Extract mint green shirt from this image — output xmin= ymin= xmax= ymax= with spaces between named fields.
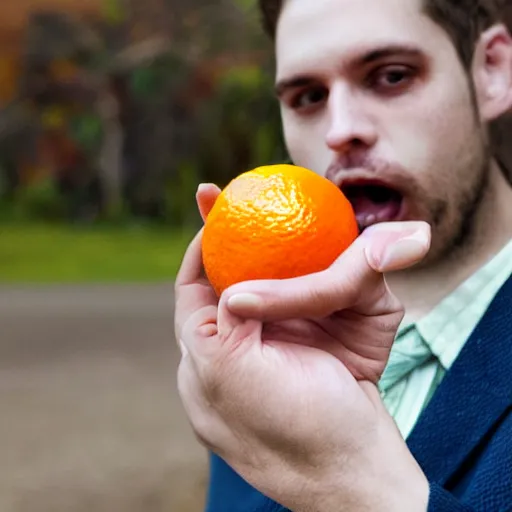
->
xmin=379 ymin=239 xmax=512 ymax=439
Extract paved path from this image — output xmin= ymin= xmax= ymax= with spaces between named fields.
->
xmin=0 ymin=284 xmax=207 ymax=512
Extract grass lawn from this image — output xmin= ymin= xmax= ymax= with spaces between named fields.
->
xmin=0 ymin=222 xmax=196 ymax=283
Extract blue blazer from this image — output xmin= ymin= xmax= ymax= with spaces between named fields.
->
xmin=204 ymin=274 xmax=512 ymax=512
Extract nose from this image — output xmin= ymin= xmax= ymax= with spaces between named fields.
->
xmin=325 ymin=83 xmax=378 ymax=153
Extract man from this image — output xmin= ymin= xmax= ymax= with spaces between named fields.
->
xmin=175 ymin=0 xmax=512 ymax=510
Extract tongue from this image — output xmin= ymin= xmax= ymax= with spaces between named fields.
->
xmin=348 ymin=193 xmax=402 ymax=226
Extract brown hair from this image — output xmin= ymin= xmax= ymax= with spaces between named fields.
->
xmin=258 ymin=0 xmax=503 ymax=69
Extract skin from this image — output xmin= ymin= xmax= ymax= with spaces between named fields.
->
xmin=274 ymin=0 xmax=512 ymax=319
xmin=276 ymin=0 xmax=486 ymax=261
xmin=175 ymin=0 xmax=512 ymax=510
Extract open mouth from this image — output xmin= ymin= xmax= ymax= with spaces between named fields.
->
xmin=341 ymin=181 xmax=404 ymax=230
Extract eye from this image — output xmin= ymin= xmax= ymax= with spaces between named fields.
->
xmin=289 ymin=87 xmax=328 ymax=112
xmin=368 ymin=65 xmax=416 ymax=94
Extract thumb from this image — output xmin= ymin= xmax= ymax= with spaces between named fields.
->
xmin=361 ymin=221 xmax=432 ymax=273
xmin=222 ymin=221 xmax=431 ymax=321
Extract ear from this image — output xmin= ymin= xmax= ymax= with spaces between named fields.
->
xmin=472 ymin=24 xmax=512 ymax=122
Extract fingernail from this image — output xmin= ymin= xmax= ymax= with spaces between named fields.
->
xmin=227 ymin=293 xmax=263 ymax=311
xmin=379 ymin=229 xmax=430 ymax=270
xmin=197 ymin=183 xmax=209 ymax=194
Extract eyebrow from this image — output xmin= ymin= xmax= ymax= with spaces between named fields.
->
xmin=358 ymin=44 xmax=422 ymax=65
xmin=275 ymin=76 xmax=317 ymax=98
xmin=275 ymin=44 xmax=423 ymax=98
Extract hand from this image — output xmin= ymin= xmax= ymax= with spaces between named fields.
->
xmin=175 ymin=183 xmax=430 ymax=512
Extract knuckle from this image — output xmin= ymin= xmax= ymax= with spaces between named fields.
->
xmin=200 ymin=361 xmax=225 ymax=405
xmin=199 ymin=353 xmax=243 ymax=413
xmin=191 ymin=417 xmax=217 ymax=450
xmin=179 ymin=349 xmax=224 ymax=408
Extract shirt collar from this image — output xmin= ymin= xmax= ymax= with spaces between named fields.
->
xmin=400 ymin=239 xmax=512 ymax=370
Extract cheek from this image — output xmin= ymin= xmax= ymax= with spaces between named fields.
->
xmin=282 ymin=113 xmax=331 ymax=176
xmin=389 ymin=81 xmax=479 ymax=191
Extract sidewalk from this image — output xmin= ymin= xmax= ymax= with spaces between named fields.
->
xmin=0 ymin=284 xmax=207 ymax=512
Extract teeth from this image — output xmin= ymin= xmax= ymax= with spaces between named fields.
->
xmin=357 ymin=214 xmax=377 ymax=228
xmin=376 ymin=211 xmax=389 ymax=222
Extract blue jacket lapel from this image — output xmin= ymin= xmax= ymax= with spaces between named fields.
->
xmin=406 ymin=274 xmax=512 ymax=485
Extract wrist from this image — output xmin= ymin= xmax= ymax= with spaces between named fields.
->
xmin=370 ymin=420 xmax=429 ymax=512
xmin=303 ymin=425 xmax=429 ymax=512
xmin=304 ymin=472 xmax=428 ymax=512
xmin=375 ymin=463 xmax=429 ymax=512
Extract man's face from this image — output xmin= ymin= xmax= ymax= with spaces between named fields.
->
xmin=275 ymin=0 xmax=489 ymax=262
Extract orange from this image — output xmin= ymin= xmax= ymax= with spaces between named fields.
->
xmin=202 ymin=164 xmax=359 ymax=296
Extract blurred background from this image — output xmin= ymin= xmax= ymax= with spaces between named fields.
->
xmin=0 ymin=0 xmax=288 ymax=268
xmin=0 ymin=1 xmax=511 ymax=512
xmin=0 ymin=1 xmax=287 ymax=511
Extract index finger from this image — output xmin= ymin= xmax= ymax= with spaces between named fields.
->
xmin=175 ymin=228 xmax=205 ymax=288
xmin=223 ymin=221 xmax=430 ymax=321
xmin=174 ymin=228 xmax=218 ymax=340
xmin=176 ymin=181 xmax=221 ymax=288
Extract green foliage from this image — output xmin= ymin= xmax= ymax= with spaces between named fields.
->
xmin=195 ymin=63 xmax=288 ymax=189
xmin=233 ymin=0 xmax=257 ymax=12
xmin=70 ymin=113 xmax=104 ymax=155
xmin=0 ymin=0 xmax=295 ymax=284
xmin=129 ymin=53 xmax=191 ymax=103
xmin=102 ymin=0 xmax=127 ymax=25
xmin=3 ymin=179 xmax=67 ymax=222
xmin=164 ymin=161 xmax=202 ymax=229
xmin=1 ymin=11 xmax=288 ymax=227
